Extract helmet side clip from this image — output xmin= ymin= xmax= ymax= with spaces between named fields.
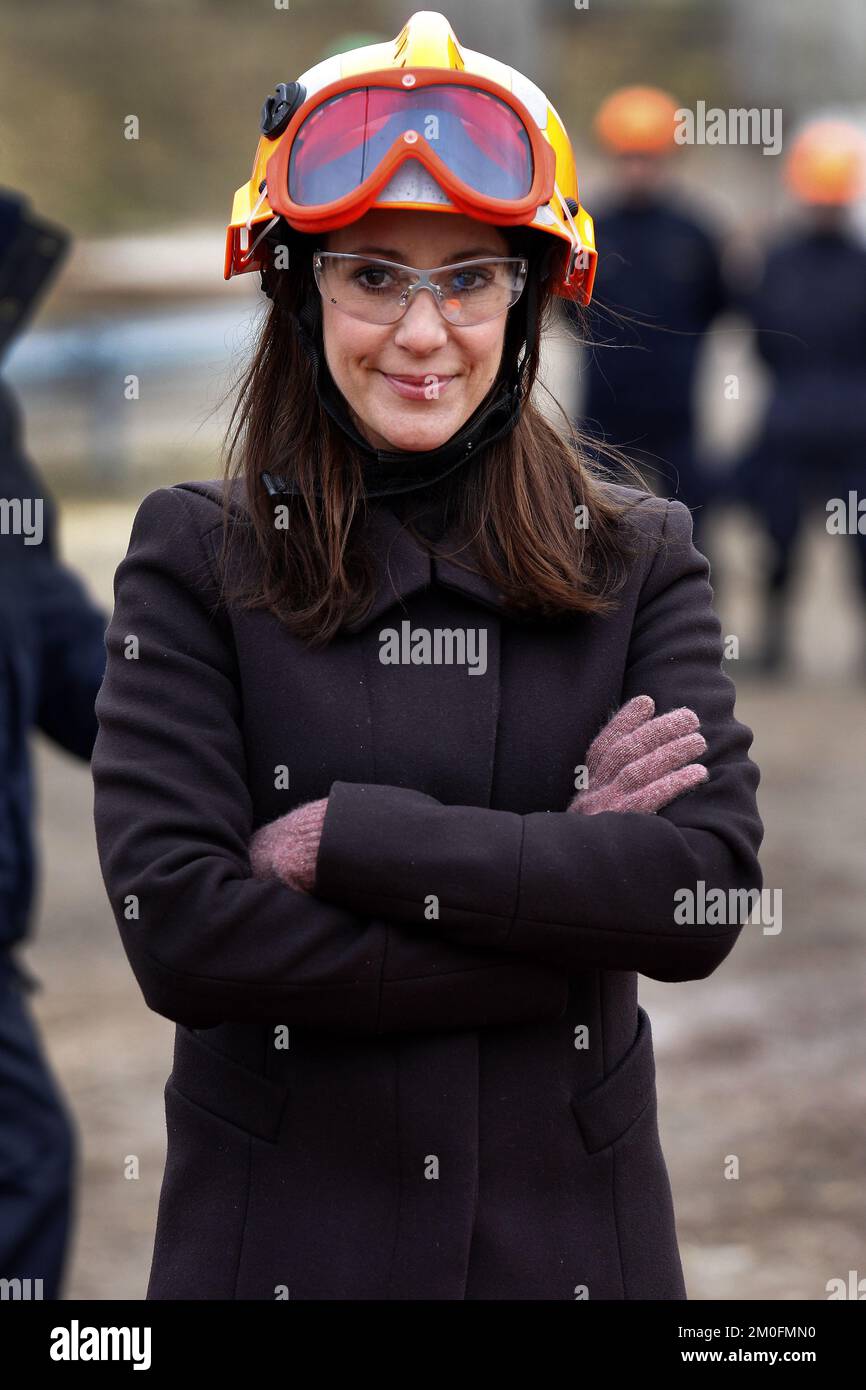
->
xmin=260 ymin=82 xmax=307 ymax=139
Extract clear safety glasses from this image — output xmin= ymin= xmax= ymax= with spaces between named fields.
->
xmin=312 ymin=251 xmax=528 ymax=326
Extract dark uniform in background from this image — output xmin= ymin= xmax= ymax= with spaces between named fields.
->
xmin=731 ymin=221 xmax=866 ymax=669
xmin=568 ymin=194 xmax=728 ymax=554
xmin=0 ymin=190 xmax=108 ymax=1297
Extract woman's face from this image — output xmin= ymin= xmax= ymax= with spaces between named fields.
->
xmin=320 ymin=209 xmax=511 ymax=453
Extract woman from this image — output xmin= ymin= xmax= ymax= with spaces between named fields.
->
xmin=91 ymin=13 xmax=763 ymax=1301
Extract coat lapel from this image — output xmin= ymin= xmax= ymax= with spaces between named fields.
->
xmin=345 ymin=501 xmax=504 ymax=809
xmin=214 ymin=477 xmax=508 ymax=633
xmin=342 ymin=502 xmax=508 ymax=634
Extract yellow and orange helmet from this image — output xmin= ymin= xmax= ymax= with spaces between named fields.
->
xmin=225 ymin=9 xmax=597 ymax=305
xmin=594 ymin=85 xmax=680 ymax=156
xmin=784 ymin=118 xmax=866 ymax=206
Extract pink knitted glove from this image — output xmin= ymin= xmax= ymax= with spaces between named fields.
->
xmin=569 ymin=694 xmax=708 ymax=816
xmin=248 ymin=797 xmax=329 ymax=894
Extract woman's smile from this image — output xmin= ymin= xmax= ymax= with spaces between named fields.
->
xmin=379 ymin=371 xmax=457 ymax=400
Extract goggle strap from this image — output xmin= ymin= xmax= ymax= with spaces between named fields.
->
xmin=555 ymin=183 xmax=581 ymax=242
xmin=551 ymin=181 xmax=585 ymax=281
xmin=241 ymin=214 xmax=280 ymax=265
xmin=239 ymin=185 xmax=271 ymax=252
xmin=246 ymin=184 xmax=270 ymax=227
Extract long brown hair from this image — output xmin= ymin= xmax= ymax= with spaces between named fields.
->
xmin=214 ymin=222 xmax=652 ymax=647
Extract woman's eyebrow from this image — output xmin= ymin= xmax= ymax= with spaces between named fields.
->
xmin=349 ymin=244 xmax=505 ymax=261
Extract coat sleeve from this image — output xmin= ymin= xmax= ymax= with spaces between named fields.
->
xmin=91 ymin=486 xmax=568 ymax=1033
xmin=0 ymin=382 xmax=107 ymax=761
xmin=314 ymin=499 xmax=765 ymax=983
xmin=33 ymin=558 xmax=108 ymax=761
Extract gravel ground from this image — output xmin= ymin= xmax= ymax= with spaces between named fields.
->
xmin=17 ymin=499 xmax=866 ymax=1302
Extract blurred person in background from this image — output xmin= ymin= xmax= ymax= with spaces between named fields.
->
xmin=567 ymin=85 xmax=730 ymax=555
xmin=728 ymin=119 xmax=866 ymax=674
xmin=0 ymin=189 xmax=108 ymax=1298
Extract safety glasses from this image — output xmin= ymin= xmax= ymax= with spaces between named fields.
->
xmin=313 ymin=251 xmax=528 ymax=326
xmin=265 ymin=68 xmax=557 ymax=231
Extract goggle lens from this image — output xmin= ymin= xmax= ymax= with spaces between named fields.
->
xmin=289 ymin=85 xmax=534 ymax=206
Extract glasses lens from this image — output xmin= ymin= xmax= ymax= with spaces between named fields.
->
xmin=289 ymin=85 xmax=533 ymax=206
xmin=314 ymin=254 xmax=416 ymax=324
xmin=433 ymin=259 xmax=528 ymax=325
xmin=314 ymin=255 xmax=527 ymax=326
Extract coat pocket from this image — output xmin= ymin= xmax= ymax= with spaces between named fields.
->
xmin=570 ymin=1005 xmax=656 ymax=1155
xmin=168 ymin=1025 xmax=291 ymax=1145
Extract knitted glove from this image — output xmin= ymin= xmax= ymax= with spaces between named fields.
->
xmin=248 ymin=797 xmax=329 ymax=894
xmin=568 ymin=694 xmax=709 ymax=815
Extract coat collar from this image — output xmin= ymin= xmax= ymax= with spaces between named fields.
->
xmin=193 ymin=477 xmax=510 ymax=636
xmin=341 ymin=503 xmax=509 ymax=635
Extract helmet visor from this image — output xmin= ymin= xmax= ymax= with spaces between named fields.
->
xmin=287 ymin=84 xmax=534 ymax=208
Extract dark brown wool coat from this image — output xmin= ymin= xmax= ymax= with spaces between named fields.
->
xmin=91 ymin=475 xmax=763 ymax=1300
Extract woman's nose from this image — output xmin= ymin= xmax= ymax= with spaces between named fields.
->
xmin=392 ymin=288 xmax=450 ymax=354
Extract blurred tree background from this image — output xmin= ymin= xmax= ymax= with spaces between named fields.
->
xmin=3 ymin=0 xmax=864 ymax=239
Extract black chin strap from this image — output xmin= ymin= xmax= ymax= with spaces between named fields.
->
xmin=261 ymin=276 xmax=537 ymax=502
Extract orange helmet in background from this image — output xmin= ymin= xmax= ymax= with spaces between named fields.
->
xmin=784 ymin=119 xmax=866 ymax=206
xmin=594 ymin=85 xmax=680 ymax=156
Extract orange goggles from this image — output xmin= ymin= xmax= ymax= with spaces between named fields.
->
xmin=264 ymin=68 xmax=557 ymax=232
